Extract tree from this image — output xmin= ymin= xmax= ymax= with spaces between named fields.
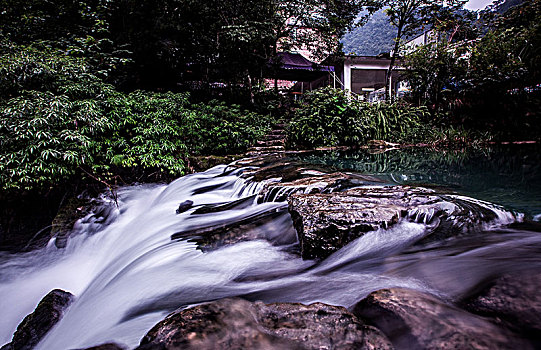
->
xmin=401 ymin=7 xmax=477 ymax=110
xmin=0 ymin=0 xmax=131 ymax=85
xmin=403 ymin=41 xmax=467 ymax=110
xmin=368 ymin=0 xmax=467 ymax=101
xmin=107 ymin=0 xmax=378 ymax=94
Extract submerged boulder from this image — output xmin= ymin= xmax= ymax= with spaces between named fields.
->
xmin=175 ymin=200 xmax=194 ymax=214
xmin=462 ymin=270 xmax=541 ymax=339
xmin=137 ymin=298 xmax=392 ymax=350
xmin=172 ymin=205 xmax=296 ymax=252
xmin=52 ymin=194 xmax=118 ymax=249
xmin=353 ymin=288 xmax=531 ymax=350
xmin=1 ymin=289 xmax=74 ymax=350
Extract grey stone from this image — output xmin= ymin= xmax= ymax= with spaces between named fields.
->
xmin=353 ymin=288 xmax=531 ymax=350
xmin=462 ymin=270 xmax=541 ymax=338
xmin=137 ymin=298 xmax=393 ymax=350
xmin=288 ymin=186 xmax=503 ymax=260
xmin=175 ymin=200 xmax=193 ymax=214
xmin=2 ymin=289 xmax=74 ymax=350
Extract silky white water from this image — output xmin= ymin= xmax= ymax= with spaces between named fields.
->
xmin=1 ymin=164 xmax=540 ymax=349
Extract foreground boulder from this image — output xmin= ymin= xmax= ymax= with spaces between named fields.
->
xmin=288 ymin=186 xmax=505 ymax=259
xmin=137 ymin=298 xmax=392 ymax=350
xmin=462 ymin=270 xmax=541 ymax=340
xmin=353 ymin=288 xmax=530 ymax=350
xmin=1 ymin=289 xmax=73 ymax=350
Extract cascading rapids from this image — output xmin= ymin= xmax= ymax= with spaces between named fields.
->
xmin=1 ymin=164 xmax=540 ymax=350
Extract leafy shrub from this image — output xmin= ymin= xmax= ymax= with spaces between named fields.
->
xmin=0 ymin=92 xmax=105 ymax=190
xmin=95 ymin=90 xmax=191 ymax=175
xmin=287 ymin=87 xmax=430 ymax=149
xmin=287 ymin=88 xmax=369 ymax=148
xmin=0 ymin=44 xmax=272 ymax=192
xmin=185 ymin=100 xmax=272 ymax=155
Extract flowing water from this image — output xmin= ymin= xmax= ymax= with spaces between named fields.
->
xmin=1 ymin=149 xmax=541 ymax=349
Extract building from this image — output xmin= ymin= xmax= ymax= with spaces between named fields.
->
xmin=326 ymin=55 xmax=405 ymax=101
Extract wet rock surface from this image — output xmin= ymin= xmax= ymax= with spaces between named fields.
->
xmin=289 ymin=186 xmax=438 ymax=259
xmin=257 ymin=172 xmax=383 ymax=203
xmin=1 ymin=289 xmax=73 ymax=350
xmin=172 ymin=205 xmax=297 ymax=251
xmin=208 ymin=154 xmax=510 ymax=261
xmin=175 ymin=200 xmax=194 ymax=214
xmin=137 ymin=298 xmax=393 ymax=350
xmin=462 ymin=270 xmax=541 ymax=341
xmin=353 ymin=288 xmax=531 ymax=350
xmin=51 ymin=195 xmax=114 ymax=249
xmin=289 ymin=186 xmax=504 ymax=260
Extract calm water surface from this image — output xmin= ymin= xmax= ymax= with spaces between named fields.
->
xmin=296 ymin=145 xmax=541 ymax=220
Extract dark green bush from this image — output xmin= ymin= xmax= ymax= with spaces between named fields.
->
xmin=0 ymin=44 xmax=272 ymax=192
xmin=185 ymin=100 xmax=272 ymax=155
xmin=287 ymin=87 xmax=430 ymax=149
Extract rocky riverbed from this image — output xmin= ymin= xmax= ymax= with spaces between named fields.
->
xmin=3 ymin=152 xmax=541 ymax=349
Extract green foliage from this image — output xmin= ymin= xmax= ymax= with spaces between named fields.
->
xmin=0 ymin=92 xmax=100 ymax=190
xmin=400 ymin=0 xmax=541 ymax=138
xmin=428 ymin=125 xmax=493 ymax=147
xmin=97 ymin=0 xmax=378 ymax=89
xmin=0 ymin=41 xmax=103 ymax=99
xmin=287 ymin=87 xmax=430 ymax=148
xmin=0 ymin=0 xmax=131 ymax=84
xmin=403 ymin=42 xmax=468 ymax=110
xmin=287 ymin=88 xmax=368 ymax=148
xmin=186 ymin=101 xmax=273 ymax=155
xmin=364 ymin=101 xmax=430 ymax=142
xmin=95 ymin=90 xmax=191 ymax=175
xmin=0 ymin=43 xmax=272 ymax=192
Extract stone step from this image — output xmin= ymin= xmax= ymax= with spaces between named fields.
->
xmin=264 ymin=134 xmax=285 ymax=141
xmin=246 ymin=150 xmax=284 ymax=157
xmin=247 ymin=145 xmax=285 ymax=152
xmin=256 ymin=139 xmax=285 ymax=147
xmin=270 ymin=129 xmax=285 ymax=135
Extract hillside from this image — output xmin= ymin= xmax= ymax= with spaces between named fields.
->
xmin=340 ymin=0 xmax=526 ymax=57
xmin=340 ymin=10 xmax=396 ymax=56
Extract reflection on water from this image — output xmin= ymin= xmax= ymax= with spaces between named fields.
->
xmin=296 ymin=145 xmax=541 ymax=219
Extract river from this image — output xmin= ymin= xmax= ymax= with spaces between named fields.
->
xmin=1 ymin=146 xmax=540 ymax=349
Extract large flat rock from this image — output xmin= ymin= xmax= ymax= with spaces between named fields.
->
xmin=353 ymin=288 xmax=531 ymax=350
xmin=288 ymin=186 xmax=439 ymax=259
xmin=137 ymin=298 xmax=393 ymax=350
xmin=288 ymin=186 xmax=505 ymax=260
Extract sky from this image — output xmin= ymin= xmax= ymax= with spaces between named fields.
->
xmin=465 ymin=0 xmax=495 ymax=10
